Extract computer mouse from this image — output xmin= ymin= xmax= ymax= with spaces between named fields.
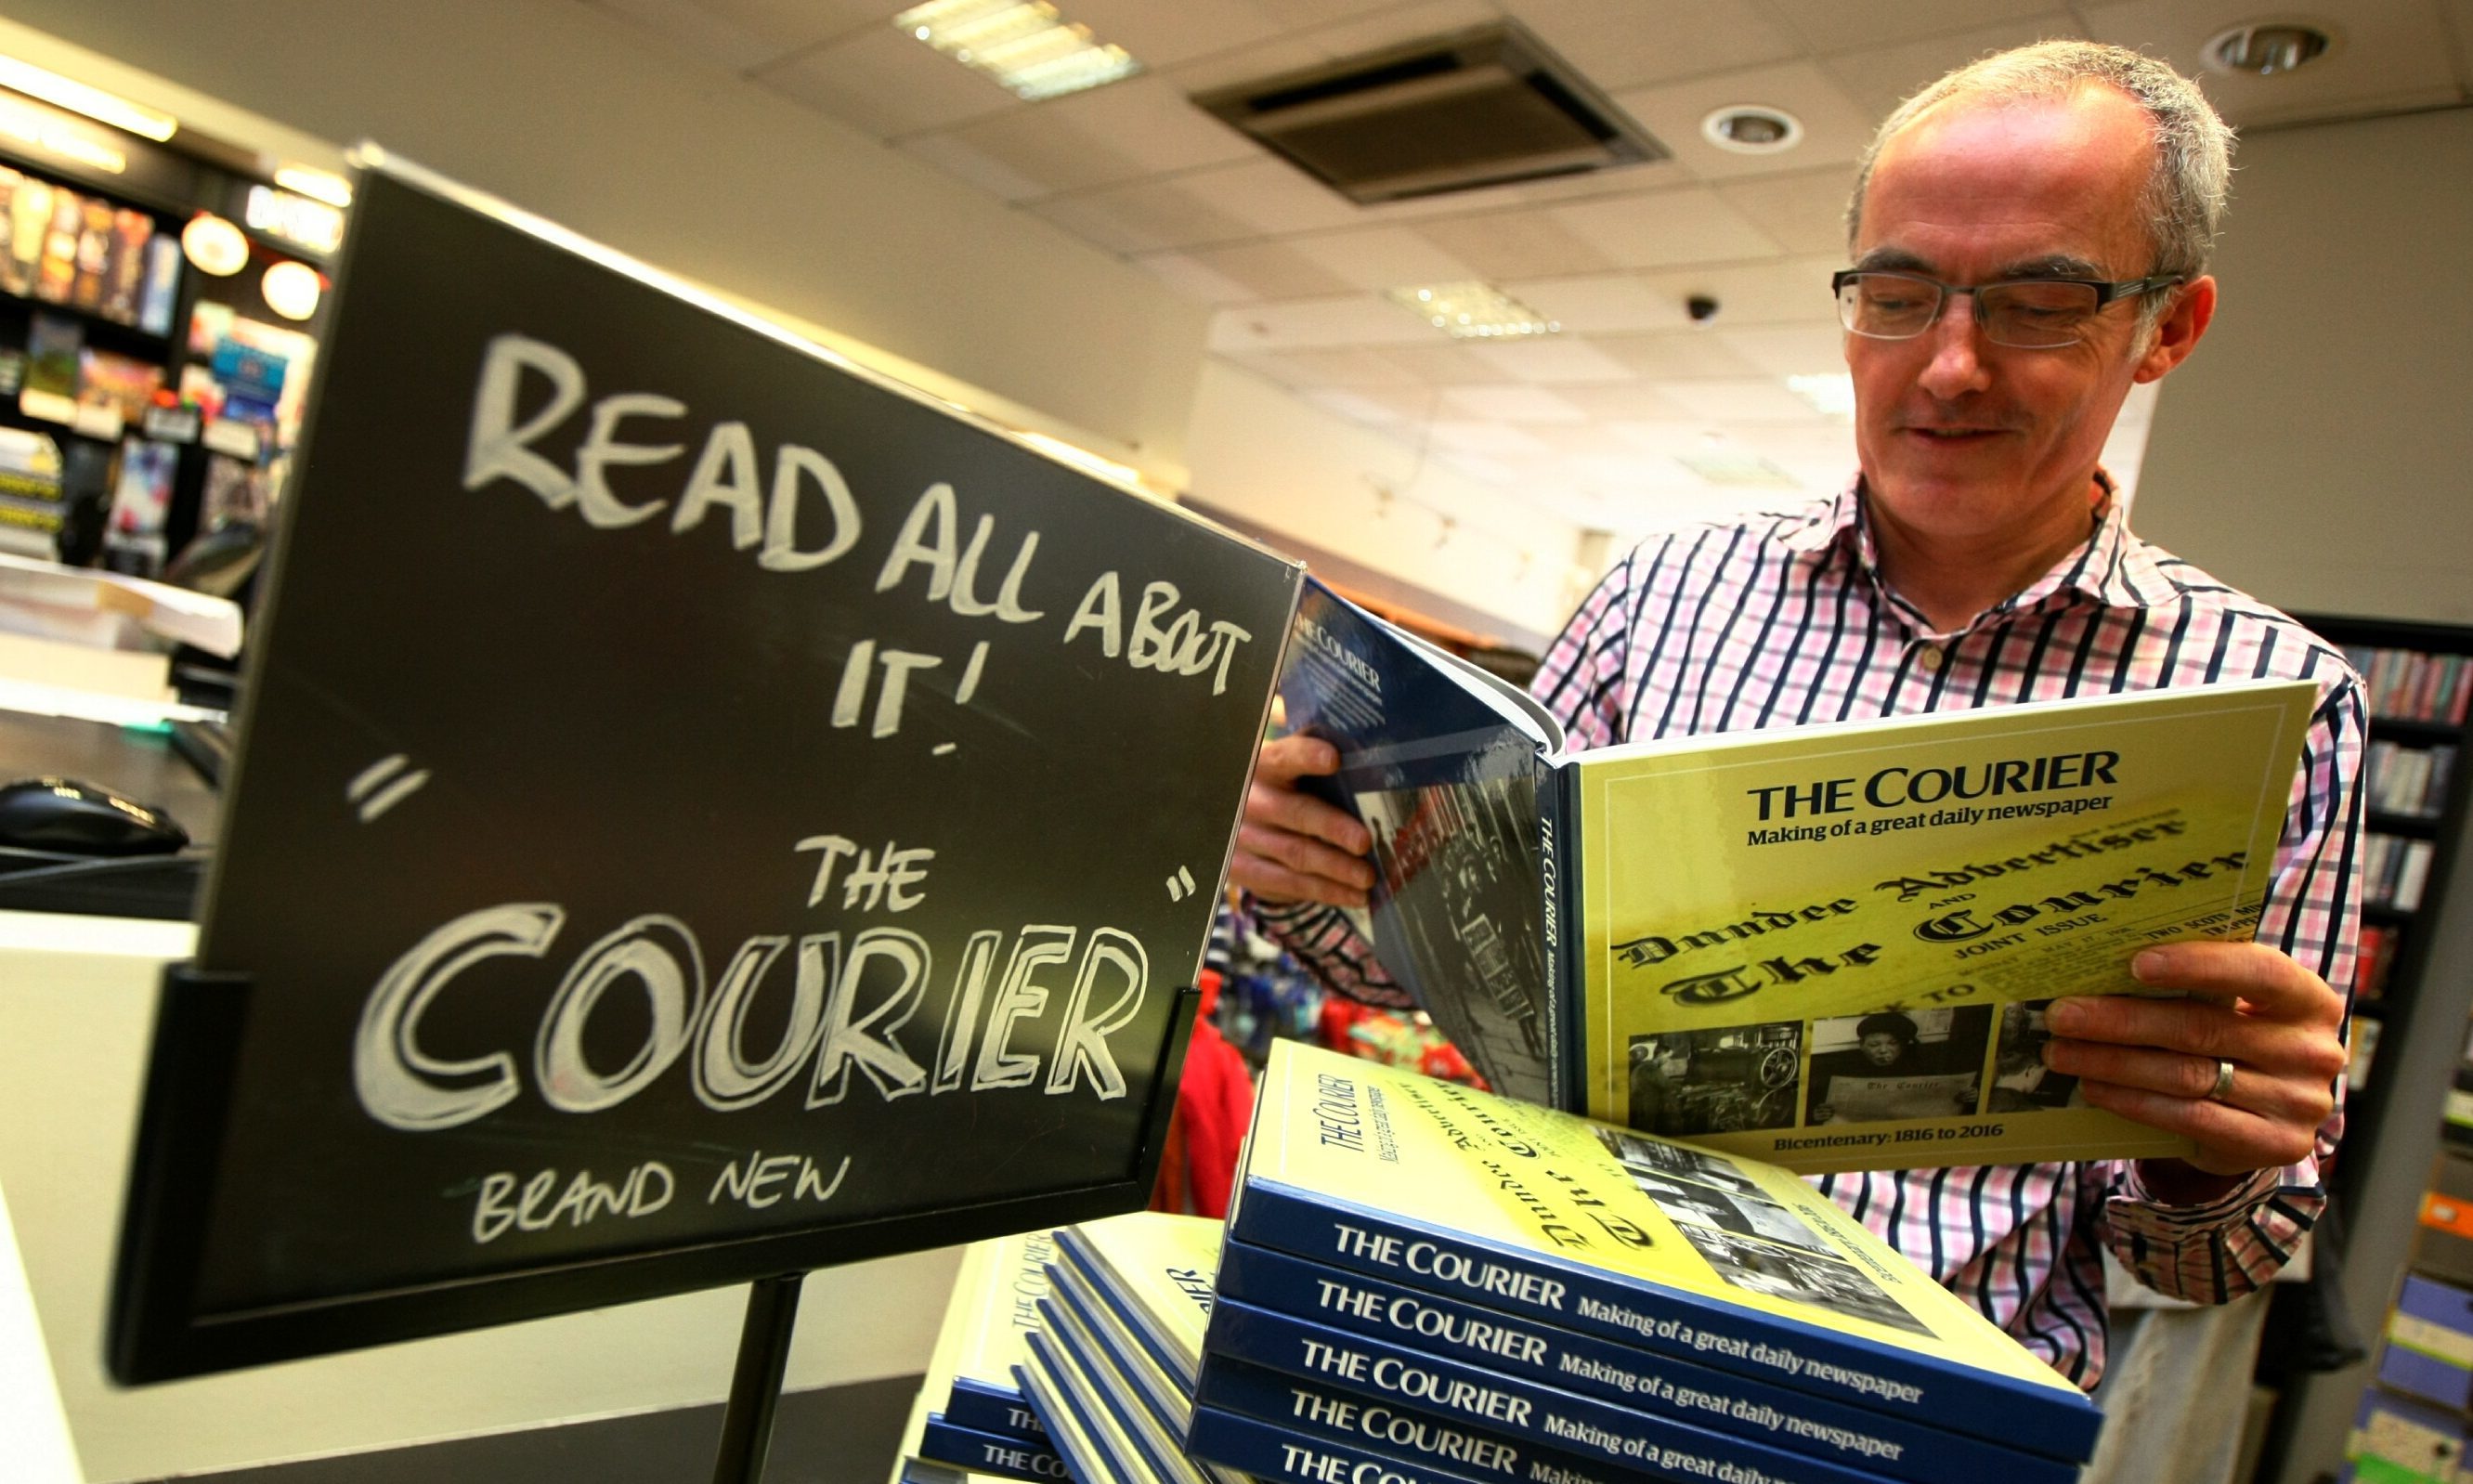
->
xmin=0 ymin=777 xmax=190 ymax=857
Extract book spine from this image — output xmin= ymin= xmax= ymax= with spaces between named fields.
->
xmin=1212 ymin=1239 xmax=2067 ymax=1484
xmin=1542 ymin=757 xmax=1585 ymax=1112
xmin=1188 ymin=1404 xmax=1506 ymax=1484
xmin=1197 ymin=1352 xmax=1646 ymax=1484
xmin=1231 ymin=1182 xmax=2100 ymax=1462
xmin=1204 ymin=1298 xmax=1898 ymax=1484
xmin=944 ymin=1376 xmax=1046 ymax=1444
xmin=917 ymin=1416 xmax=1070 ymax=1481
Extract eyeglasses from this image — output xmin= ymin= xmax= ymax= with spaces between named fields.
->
xmin=1831 ymin=268 xmax=2184 ymax=349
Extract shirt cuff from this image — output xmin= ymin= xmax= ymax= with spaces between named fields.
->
xmin=2107 ymin=1161 xmax=2282 ymax=1235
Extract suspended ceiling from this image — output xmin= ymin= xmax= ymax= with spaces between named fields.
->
xmin=580 ymin=0 xmax=2473 ymax=538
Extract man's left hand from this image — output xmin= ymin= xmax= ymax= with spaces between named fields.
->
xmin=2041 ymin=942 xmax=2349 ymax=1190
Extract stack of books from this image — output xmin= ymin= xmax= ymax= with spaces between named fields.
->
xmin=897 ymin=1228 xmax=1071 ymax=1483
xmin=1174 ymin=1039 xmax=2103 ymax=1484
xmin=1020 ymin=1209 xmax=1236 ymax=1483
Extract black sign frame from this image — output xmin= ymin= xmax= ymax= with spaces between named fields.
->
xmin=108 ymin=149 xmax=1295 ymax=1384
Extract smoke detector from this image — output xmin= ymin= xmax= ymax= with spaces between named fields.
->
xmin=1192 ymin=21 xmax=1664 ymax=205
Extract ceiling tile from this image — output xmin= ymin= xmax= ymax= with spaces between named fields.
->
xmin=1026 ymin=178 xmax=1256 ymax=254
xmin=1713 ymin=323 xmax=1848 ymax=377
xmin=1303 ymin=0 xmax=1503 ymax=61
xmin=1306 ymin=388 xmax=1412 ymax=428
xmin=1209 ymin=297 xmax=1440 ymax=352
xmin=1428 ymin=421 xmax=1559 ymax=457
xmin=1553 ymin=384 xmax=1699 ymax=421
xmin=1592 ymin=332 xmax=1765 ymax=381
xmin=1375 ymin=342 xmax=1523 ymax=384
xmin=1178 ymin=159 xmax=1362 ymax=237
xmin=1414 ymin=212 xmax=1618 ymax=280
xmin=1715 ymin=170 xmax=1859 ymax=257
xmin=1183 ymin=241 xmax=1364 ymax=300
xmin=1036 ymin=75 xmax=1260 ymax=176
xmin=1136 ymin=252 xmax=1263 ymax=305
xmin=1467 ymin=337 xmax=1639 ymax=384
xmin=1161 ymin=34 xmax=1333 ymax=95
xmin=1502 ymin=274 xmax=1688 ymax=334
xmin=1288 ymin=227 xmax=1477 ymax=292
xmin=592 ymin=0 xmax=890 ymax=71
xmin=1061 ymin=0 xmax=1286 ymax=69
xmin=1610 ymin=61 xmax=1880 ymax=180
xmin=1247 ymin=347 xmax=1434 ymax=389
xmin=757 ymin=24 xmax=1018 ymax=138
xmin=1764 ymin=0 xmax=2061 ymax=56
xmin=1548 ymin=188 xmax=1784 ymax=268
xmin=1441 ymin=385 xmax=1590 ymax=423
xmin=1654 ymin=378 xmax=1826 ymax=422
xmin=2079 ymin=0 xmax=2464 ymax=129
xmin=1501 ymin=0 xmax=1806 ymax=89
xmin=1819 ymin=13 xmax=2085 ymax=120
xmin=898 ymin=132 xmax=1068 ymax=203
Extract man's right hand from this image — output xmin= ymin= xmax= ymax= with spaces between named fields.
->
xmin=1230 ymin=735 xmax=1376 ymax=908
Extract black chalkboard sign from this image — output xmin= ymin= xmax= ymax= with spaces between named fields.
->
xmin=108 ymin=153 xmax=1300 ymax=1383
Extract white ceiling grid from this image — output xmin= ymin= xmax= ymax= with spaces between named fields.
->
xmin=585 ymin=0 xmax=2473 ymax=538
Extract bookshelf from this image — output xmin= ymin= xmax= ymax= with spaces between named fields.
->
xmin=2275 ymin=617 xmax=2473 ymax=1484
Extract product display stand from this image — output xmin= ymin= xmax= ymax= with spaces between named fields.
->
xmin=710 ymin=1272 xmax=805 ymax=1484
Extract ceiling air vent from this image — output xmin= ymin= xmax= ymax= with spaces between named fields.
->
xmin=1193 ymin=22 xmax=1664 ymax=205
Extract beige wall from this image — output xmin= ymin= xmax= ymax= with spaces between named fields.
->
xmin=2132 ymin=108 xmax=2473 ymax=622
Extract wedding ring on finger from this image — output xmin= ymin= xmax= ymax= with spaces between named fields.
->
xmin=2206 ymin=1058 xmax=2237 ymax=1102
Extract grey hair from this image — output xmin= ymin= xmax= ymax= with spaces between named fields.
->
xmin=1844 ymin=41 xmax=2235 ymax=298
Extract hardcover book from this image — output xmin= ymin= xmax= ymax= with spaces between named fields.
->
xmin=934 ymin=1229 xmax=1061 ymax=1446
xmin=1018 ymin=1341 xmax=1166 ymax=1484
xmin=1056 ymin=1210 xmax=1223 ymax=1389
xmin=1281 ymin=578 xmax=2316 ymax=1170
xmin=1228 ymin=1039 xmax=2102 ymax=1463
xmin=1211 ymin=1238 xmax=2057 ymax=1484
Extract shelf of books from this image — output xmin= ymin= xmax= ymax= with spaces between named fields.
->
xmin=2295 ymin=619 xmax=2473 ymax=1165
xmin=2298 ymin=618 xmax=2473 ymax=1484
xmin=0 ymin=131 xmax=333 ymax=578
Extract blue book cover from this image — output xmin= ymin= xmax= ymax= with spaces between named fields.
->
xmin=1229 ymin=1041 xmax=2101 ymax=1462
xmin=1197 ymin=1349 xmax=1674 ymax=1484
xmin=917 ymin=1414 xmax=1068 ymax=1482
xmin=1205 ymin=1296 xmax=1903 ymax=1484
xmin=1215 ymin=1237 xmax=2064 ymax=1484
xmin=1189 ymin=1402 xmax=1548 ymax=1484
xmin=1049 ymin=1261 xmax=1207 ymax=1451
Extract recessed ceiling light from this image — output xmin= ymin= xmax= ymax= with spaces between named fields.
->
xmin=0 ymin=54 xmax=176 ymax=141
xmin=1700 ymin=105 xmax=1802 ymax=154
xmin=1386 ymin=280 xmax=1560 ymax=340
xmin=893 ymin=0 xmax=1140 ymax=101
xmin=2203 ymin=22 xmax=2335 ymax=76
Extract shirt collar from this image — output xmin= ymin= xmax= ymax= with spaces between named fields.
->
xmin=1784 ymin=470 xmax=2170 ymax=616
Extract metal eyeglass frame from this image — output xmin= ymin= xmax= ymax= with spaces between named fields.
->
xmin=1830 ymin=268 xmax=2186 ymax=348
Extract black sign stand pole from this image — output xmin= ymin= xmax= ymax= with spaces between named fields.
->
xmin=709 ymin=1271 xmax=805 ymax=1484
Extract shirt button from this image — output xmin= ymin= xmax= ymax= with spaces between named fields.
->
xmin=1916 ymin=644 xmax=1944 ymax=672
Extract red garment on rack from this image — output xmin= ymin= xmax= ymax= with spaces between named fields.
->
xmin=1150 ymin=971 xmax=1254 ymax=1218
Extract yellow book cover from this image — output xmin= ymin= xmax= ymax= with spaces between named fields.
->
xmin=1230 ymin=1040 xmax=2099 ymax=1459
xmin=1570 ymin=678 xmax=2314 ymax=1170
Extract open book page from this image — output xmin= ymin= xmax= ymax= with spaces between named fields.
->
xmin=1276 ymin=579 xmax=1557 ymax=1103
xmin=1569 ymin=679 xmax=2315 ymax=1172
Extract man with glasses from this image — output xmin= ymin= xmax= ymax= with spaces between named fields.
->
xmin=1234 ymin=40 xmax=2360 ymax=1392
